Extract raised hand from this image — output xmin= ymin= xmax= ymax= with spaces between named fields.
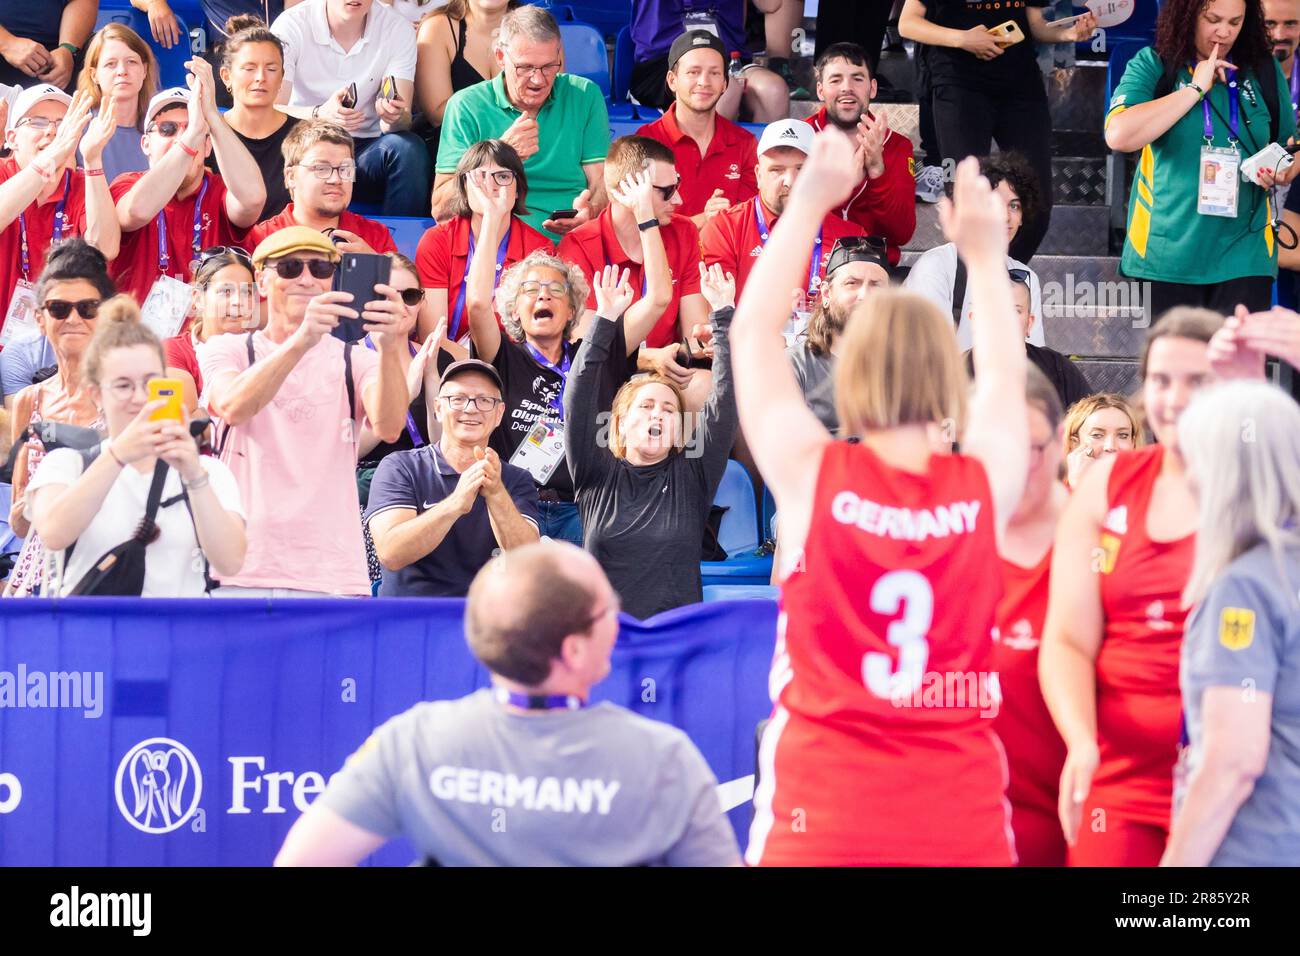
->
xmin=856 ymin=111 xmax=888 ymax=179
xmin=788 ymin=128 xmax=859 ymax=217
xmin=107 ymin=400 xmax=170 ymax=465
xmin=1192 ymin=42 xmax=1237 ymax=93
xmin=542 ymin=188 xmax=593 ymax=236
xmin=295 ymin=290 xmax=355 ymax=349
xmin=698 ymin=262 xmax=736 ymax=312
xmin=1238 ymin=306 xmax=1300 ymax=368
xmin=375 ymin=90 xmax=407 ymax=126
xmin=406 ymin=319 xmax=442 ymax=401
xmin=938 ymin=156 xmax=1009 ymax=268
xmin=180 ymin=76 xmax=210 ymax=152
xmin=186 ymin=58 xmax=221 ymax=124
xmin=157 ymin=419 xmax=203 ymax=482
xmin=35 ymin=91 xmax=95 ymax=172
xmin=328 ymin=228 xmax=376 ymax=254
xmin=362 ymin=283 xmax=416 ymax=349
xmin=500 ymin=111 xmax=540 ymax=160
xmin=592 ymin=264 xmax=635 ymax=319
xmin=467 ymin=168 xmax=513 ymax=220
xmin=609 ymin=167 xmax=656 ymax=221
xmin=448 ymin=455 xmax=490 ymax=514
xmin=1066 ymin=11 xmax=1098 ymax=43
xmin=476 ymin=445 xmax=505 ymax=500
xmin=79 ymin=104 xmax=118 ymax=167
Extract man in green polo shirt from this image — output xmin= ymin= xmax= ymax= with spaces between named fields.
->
xmin=433 ymin=5 xmax=609 ymax=240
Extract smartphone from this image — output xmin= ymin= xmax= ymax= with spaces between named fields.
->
xmin=340 ymin=82 xmax=358 ymax=110
xmin=147 ymin=378 xmax=185 ymax=422
xmin=379 ymin=75 xmax=398 ymax=101
xmin=550 ymin=208 xmax=578 ymax=221
xmin=331 ymin=252 xmax=392 ymax=343
xmin=987 ymin=20 xmax=1026 ymax=44
xmin=1045 ymin=12 xmax=1087 ymax=28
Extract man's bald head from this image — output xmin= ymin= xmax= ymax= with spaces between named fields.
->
xmin=465 ymin=541 xmax=609 ymax=686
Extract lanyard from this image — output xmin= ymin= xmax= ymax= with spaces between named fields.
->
xmin=1291 ymin=58 xmax=1298 ymax=115
xmin=754 ymin=200 xmax=822 ymax=294
xmin=450 ymin=221 xmax=511 ymax=341
xmin=365 ymin=335 xmax=424 ymax=446
xmin=157 ymin=175 xmax=210 ymax=274
xmin=18 ymin=171 xmax=72 ymax=281
xmin=1203 ymin=70 xmax=1240 ymax=142
xmin=494 ymin=687 xmax=587 ymax=710
xmin=523 ymin=340 xmax=571 ymax=421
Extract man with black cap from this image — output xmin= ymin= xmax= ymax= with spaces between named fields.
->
xmin=637 ymin=30 xmax=758 ymax=228
xmin=366 ymin=357 xmax=540 ymax=597
xmin=786 ymin=236 xmax=891 ymax=435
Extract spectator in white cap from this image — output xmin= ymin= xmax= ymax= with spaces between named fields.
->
xmin=700 ymin=118 xmax=864 ymax=309
xmin=110 ymin=60 xmax=265 ymax=307
xmin=0 ymin=84 xmax=120 ymax=342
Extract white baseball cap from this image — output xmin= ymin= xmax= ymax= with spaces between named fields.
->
xmin=757 ymin=118 xmax=814 ymax=157
xmin=6 ymin=83 xmax=72 ymax=133
xmin=145 ymin=87 xmax=190 ymax=127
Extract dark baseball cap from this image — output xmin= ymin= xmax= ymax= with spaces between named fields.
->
xmin=826 ymin=235 xmax=892 ymax=279
xmin=668 ymin=30 xmax=727 ymax=71
xmin=439 ymin=359 xmax=503 ymax=393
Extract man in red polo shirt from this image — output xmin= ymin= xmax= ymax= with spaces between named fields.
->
xmin=0 ymin=85 xmax=119 ymax=344
xmin=557 ymin=135 xmax=709 ymax=404
xmin=699 ymin=119 xmax=863 ymax=312
xmin=637 ymin=30 xmax=758 ymax=230
xmin=111 ymin=61 xmax=265 ymax=310
xmin=246 ymin=120 xmax=397 ymax=255
xmin=804 ymin=42 xmax=916 ymax=257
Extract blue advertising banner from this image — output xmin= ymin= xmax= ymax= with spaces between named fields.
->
xmin=0 ymin=598 xmax=777 ymax=866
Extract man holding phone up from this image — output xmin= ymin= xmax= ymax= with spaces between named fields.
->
xmin=200 ymin=226 xmax=413 ymax=596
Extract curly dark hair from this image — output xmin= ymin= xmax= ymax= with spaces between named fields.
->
xmin=1155 ymin=0 xmax=1272 ymax=73
xmin=978 ymin=153 xmax=1042 ymax=237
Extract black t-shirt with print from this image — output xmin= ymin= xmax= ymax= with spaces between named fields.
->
xmin=925 ymin=0 xmax=1049 ymax=93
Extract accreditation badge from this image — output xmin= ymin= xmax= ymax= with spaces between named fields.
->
xmin=1198 ymin=146 xmax=1240 ymax=217
xmin=509 ymin=420 xmax=566 ymax=485
xmin=0 ymin=280 xmax=41 ymax=347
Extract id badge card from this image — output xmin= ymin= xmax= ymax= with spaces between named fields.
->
xmin=509 ymin=419 xmax=566 ymax=485
xmin=783 ymin=310 xmax=811 ymax=350
xmin=1 ymin=279 xmax=41 ymax=347
xmin=682 ymin=10 xmax=721 ymax=37
xmin=1198 ymin=145 xmax=1240 ymax=218
xmin=141 ymin=274 xmax=195 ymax=340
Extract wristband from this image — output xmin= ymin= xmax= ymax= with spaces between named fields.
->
xmin=30 ymin=161 xmax=55 ymax=182
xmin=182 ymin=472 xmax=210 ymax=491
xmin=1188 ymin=81 xmax=1206 ymax=101
xmin=178 ymin=141 xmax=200 ymax=158
xmin=84 ymin=167 xmax=105 ymax=177
xmin=637 ymin=218 xmax=660 ymax=232
xmin=106 ymin=444 xmax=126 ymax=469
xmin=58 ymin=42 xmax=80 ymax=56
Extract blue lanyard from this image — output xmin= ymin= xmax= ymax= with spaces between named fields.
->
xmin=523 ymin=340 xmax=571 ymax=421
xmin=1202 ymin=69 xmax=1240 ymax=142
xmin=365 ymin=335 xmax=424 ymax=446
xmin=494 ymin=687 xmax=586 ymax=710
xmin=1291 ymin=58 xmax=1298 ymax=114
xmin=754 ymin=200 xmax=822 ymax=294
xmin=18 ymin=170 xmax=71 ymax=281
xmin=450 ymin=221 xmax=511 ymax=341
xmin=157 ymin=175 xmax=209 ymax=274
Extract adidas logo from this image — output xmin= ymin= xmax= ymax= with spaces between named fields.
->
xmin=749 ymin=245 xmax=763 ymax=257
xmin=779 ymin=127 xmax=799 ymax=140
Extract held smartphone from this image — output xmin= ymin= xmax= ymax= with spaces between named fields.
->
xmin=1044 ymin=12 xmax=1087 ymax=28
xmin=550 ymin=208 xmax=578 ymax=221
xmin=987 ymin=20 xmax=1026 ymax=44
xmin=340 ymin=82 xmax=358 ymax=110
xmin=147 ymin=379 xmax=185 ymax=422
xmin=380 ymin=75 xmax=398 ymax=101
xmin=332 ymin=252 xmax=392 ymax=343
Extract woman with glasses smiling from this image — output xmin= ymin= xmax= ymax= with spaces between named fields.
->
xmin=4 ymin=240 xmax=117 ymax=596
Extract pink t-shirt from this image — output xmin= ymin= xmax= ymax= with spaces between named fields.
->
xmin=199 ymin=330 xmax=380 ymax=595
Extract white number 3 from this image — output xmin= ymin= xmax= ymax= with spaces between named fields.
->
xmin=862 ymin=570 xmax=933 ymax=699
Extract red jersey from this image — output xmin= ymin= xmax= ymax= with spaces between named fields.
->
xmin=415 ymin=214 xmax=554 ymax=341
xmin=698 ymin=195 xmax=863 ymax=302
xmin=1090 ymin=445 xmax=1193 ymax=827
xmin=245 ymin=204 xmax=397 ymax=257
xmin=0 ymin=161 xmax=89 ymax=338
xmin=163 ymin=331 xmax=203 ymax=395
xmin=749 ymin=441 xmax=1014 ymax=866
xmin=109 ymin=171 xmax=246 ymax=304
xmin=991 ymin=548 xmax=1068 ymax=866
xmin=557 ymin=208 xmax=701 ymax=348
xmin=805 ymin=107 xmax=915 ymax=261
xmin=637 ymin=104 xmax=759 ymax=218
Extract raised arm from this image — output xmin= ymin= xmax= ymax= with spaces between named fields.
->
xmin=78 ymin=107 xmax=122 ymax=260
xmin=608 ymin=169 xmax=672 ymax=350
xmin=1026 ymin=7 xmax=1097 ymax=45
xmin=689 ymin=264 xmax=739 ymax=491
xmin=1105 ymin=44 xmax=1232 ymax=154
xmin=464 ymin=172 xmax=508 ymax=364
xmin=0 ymin=91 xmax=94 ymax=229
xmin=190 ymin=58 xmax=265 ymax=228
xmin=358 ymin=284 xmax=419 ymax=445
xmin=944 ymin=156 xmax=1027 ymax=541
xmin=116 ymin=86 xmax=209 ymax=231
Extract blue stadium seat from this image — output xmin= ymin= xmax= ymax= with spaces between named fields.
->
xmin=701 ymin=460 xmax=773 ymax=587
xmin=607 ymin=101 xmax=660 ymax=132
xmin=374 ymin=216 xmax=437 ymax=259
xmin=1105 ymin=39 xmax=1147 ymax=103
xmin=703 ymin=584 xmax=778 ymax=602
xmin=95 ymin=8 xmax=194 ymax=91
xmin=612 ymin=26 xmax=634 ymax=105
xmin=559 ymin=23 xmax=610 ymax=98
xmin=526 ymin=0 xmax=632 ymax=40
xmin=609 ymin=118 xmax=644 ymax=141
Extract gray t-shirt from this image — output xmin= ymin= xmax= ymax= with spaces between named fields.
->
xmin=0 ymin=334 xmax=55 ymax=399
xmin=318 ymin=689 xmax=741 ymax=866
xmin=786 ymin=343 xmax=837 ymax=435
xmin=79 ymin=115 xmax=148 ymax=185
xmin=1181 ymin=542 xmax=1300 ymax=866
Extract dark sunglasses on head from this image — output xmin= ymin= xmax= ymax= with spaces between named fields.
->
xmin=398 ymin=287 xmax=424 ymax=307
xmin=43 ymin=298 xmax=101 ymax=320
xmin=194 ymin=245 xmax=253 ymax=272
xmin=1008 ymin=268 xmax=1031 ymax=285
xmin=147 ymin=120 xmax=183 ymax=138
xmin=270 ymin=258 xmax=338 ymax=280
xmin=835 ymin=235 xmax=888 ymax=255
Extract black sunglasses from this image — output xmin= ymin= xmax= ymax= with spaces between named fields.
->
xmin=43 ymin=298 xmax=101 ymax=320
xmin=398 ymin=287 xmax=423 ymax=307
xmin=834 ymin=235 xmax=888 ymax=255
xmin=654 ymin=175 xmax=681 ymax=201
xmin=147 ymin=120 xmax=183 ymax=138
xmin=270 ymin=258 xmax=338 ymax=280
xmin=1008 ymin=268 xmax=1031 ymax=285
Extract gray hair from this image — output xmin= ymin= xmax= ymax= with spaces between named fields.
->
xmin=1179 ymin=380 xmax=1300 ymax=607
xmin=495 ymin=250 xmax=589 ymax=344
xmin=495 ymin=5 xmax=561 ymax=53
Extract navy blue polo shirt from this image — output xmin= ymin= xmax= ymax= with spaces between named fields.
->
xmin=366 ymin=443 xmax=540 ymax=597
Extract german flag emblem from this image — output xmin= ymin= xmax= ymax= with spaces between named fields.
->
xmin=1218 ymin=607 xmax=1255 ymax=651
xmin=1098 ymin=533 xmax=1120 ymax=575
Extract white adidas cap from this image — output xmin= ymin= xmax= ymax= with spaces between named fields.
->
xmin=145 ymin=87 xmax=190 ymax=126
xmin=7 ymin=83 xmax=72 ymax=133
xmin=757 ymin=118 xmax=814 ymax=157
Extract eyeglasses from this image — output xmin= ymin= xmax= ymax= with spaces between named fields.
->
xmin=518 ymin=280 xmax=568 ymax=298
xmin=508 ymin=59 xmax=562 ymax=80
xmin=294 ymin=162 xmax=358 ymax=182
xmin=653 ymin=176 xmax=681 ymax=201
xmin=107 ymin=376 xmax=161 ymax=401
xmin=16 ymin=116 xmax=62 ymax=132
xmin=269 ymin=258 xmax=337 ymax=280
xmin=146 ymin=120 xmax=185 ymax=137
xmin=475 ymin=169 xmax=516 ymax=186
xmin=1008 ymin=268 xmax=1031 ymax=285
xmin=43 ymin=298 xmax=101 ymax=320
xmin=439 ymin=394 xmax=503 ymax=411
xmin=397 ymin=287 xmax=424 ymax=307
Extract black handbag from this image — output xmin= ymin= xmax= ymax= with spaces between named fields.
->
xmin=66 ymin=461 xmax=170 ymax=597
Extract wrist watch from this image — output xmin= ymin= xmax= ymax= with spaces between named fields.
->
xmin=637 ymin=218 xmax=659 ymax=232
